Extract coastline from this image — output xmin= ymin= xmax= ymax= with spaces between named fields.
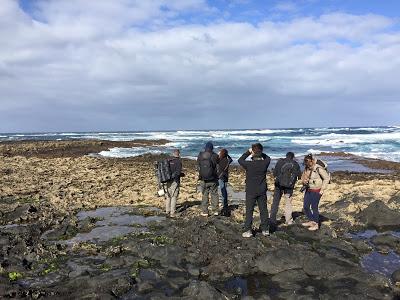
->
xmin=1 ymin=139 xmax=400 ymax=298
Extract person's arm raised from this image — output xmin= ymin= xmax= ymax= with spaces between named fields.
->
xmin=238 ymin=150 xmax=251 ymax=169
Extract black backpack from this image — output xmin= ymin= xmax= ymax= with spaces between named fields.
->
xmin=278 ymin=160 xmax=297 ymax=188
xmin=156 ymin=159 xmax=173 ymax=183
xmin=199 ymin=153 xmax=215 ymax=181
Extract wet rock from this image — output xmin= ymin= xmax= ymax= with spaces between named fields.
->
xmin=255 ymin=248 xmax=303 ymax=275
xmin=187 ymin=264 xmax=200 ymax=277
xmin=391 ymin=269 xmax=400 ymax=283
xmin=357 ymin=201 xmax=400 ymax=231
xmin=137 ymin=281 xmax=154 ymax=293
xmin=182 ymin=280 xmax=224 ymax=300
xmin=303 ymin=255 xmax=356 ymax=279
xmin=349 ymin=239 xmax=373 ymax=254
xmin=3 ymin=204 xmax=37 ymax=223
xmin=271 ymin=269 xmax=309 ymax=290
xmin=111 ymin=278 xmax=132 ymax=297
xmin=371 ymin=234 xmax=400 ymax=252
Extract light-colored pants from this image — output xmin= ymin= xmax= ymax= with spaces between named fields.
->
xmin=270 ymin=186 xmax=293 ymax=225
xmin=201 ymin=181 xmax=219 ymax=214
xmin=165 ymin=181 xmax=179 ymax=216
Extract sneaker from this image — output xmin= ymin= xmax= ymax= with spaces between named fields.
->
xmin=286 ymin=220 xmax=294 ymax=226
xmin=308 ymin=222 xmax=319 ymax=231
xmin=242 ymin=231 xmax=253 ymax=238
xmin=200 ymin=212 xmax=208 ymax=217
xmin=302 ymin=221 xmax=314 ymax=227
xmin=262 ymin=230 xmax=270 ymax=236
xmin=213 ymin=211 xmax=219 ymax=216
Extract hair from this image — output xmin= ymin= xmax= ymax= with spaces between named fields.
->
xmin=251 ymin=143 xmax=263 ymax=154
xmin=219 ymin=148 xmax=228 ymax=159
xmin=205 ymin=141 xmax=214 ymax=152
xmin=286 ymin=152 xmax=295 ymax=159
xmin=173 ymin=149 xmax=180 ymax=157
xmin=304 ymin=153 xmax=313 ymax=163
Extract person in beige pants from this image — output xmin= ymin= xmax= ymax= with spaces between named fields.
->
xmin=165 ymin=149 xmax=183 ymax=218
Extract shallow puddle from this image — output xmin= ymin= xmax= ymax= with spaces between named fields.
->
xmin=361 ymin=251 xmax=400 ymax=278
xmin=223 ymin=275 xmax=280 ymax=297
xmin=348 ymin=230 xmax=400 ymax=278
xmin=48 ymin=206 xmax=165 ymax=244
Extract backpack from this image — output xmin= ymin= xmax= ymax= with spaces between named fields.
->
xmin=156 ymin=159 xmax=173 ymax=183
xmin=278 ymin=160 xmax=297 ymax=188
xmin=199 ymin=153 xmax=215 ymax=181
xmin=316 ymin=159 xmax=331 ymax=183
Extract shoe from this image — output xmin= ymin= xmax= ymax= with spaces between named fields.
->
xmin=170 ymin=214 xmax=176 ymax=219
xmin=262 ymin=230 xmax=270 ymax=236
xmin=308 ymin=222 xmax=319 ymax=231
xmin=242 ymin=231 xmax=253 ymax=238
xmin=302 ymin=221 xmax=314 ymax=227
xmin=286 ymin=220 xmax=294 ymax=226
xmin=200 ymin=212 xmax=208 ymax=217
xmin=213 ymin=211 xmax=219 ymax=216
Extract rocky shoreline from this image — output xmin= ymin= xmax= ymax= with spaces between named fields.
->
xmin=1 ymin=140 xmax=400 ymax=299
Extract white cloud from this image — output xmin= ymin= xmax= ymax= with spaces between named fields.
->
xmin=0 ymin=0 xmax=399 ymax=131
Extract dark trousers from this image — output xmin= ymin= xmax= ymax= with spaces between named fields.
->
xmin=303 ymin=191 xmax=321 ymax=223
xmin=219 ymin=179 xmax=228 ymax=209
xmin=244 ymin=193 xmax=269 ymax=231
xmin=201 ymin=181 xmax=219 ymax=213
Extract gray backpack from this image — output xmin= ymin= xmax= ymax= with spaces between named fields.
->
xmin=278 ymin=160 xmax=297 ymax=188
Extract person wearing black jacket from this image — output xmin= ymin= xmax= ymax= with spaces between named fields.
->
xmin=217 ymin=149 xmax=233 ymax=215
xmin=270 ymin=152 xmax=301 ymax=227
xmin=165 ymin=149 xmax=183 ymax=218
xmin=197 ymin=142 xmax=220 ymax=216
xmin=238 ymin=143 xmax=271 ymax=238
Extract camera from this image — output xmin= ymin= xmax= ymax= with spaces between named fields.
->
xmin=300 ymin=184 xmax=309 ymax=193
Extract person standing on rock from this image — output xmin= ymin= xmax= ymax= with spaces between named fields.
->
xmin=197 ymin=142 xmax=220 ymax=216
xmin=238 ymin=143 xmax=271 ymax=237
xmin=270 ymin=152 xmax=302 ymax=228
xmin=301 ymin=154 xmax=330 ymax=231
xmin=217 ymin=149 xmax=233 ymax=216
xmin=165 ymin=149 xmax=183 ymax=218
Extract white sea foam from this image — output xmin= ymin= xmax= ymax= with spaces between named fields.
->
xmin=98 ymin=147 xmax=163 ymax=158
xmin=292 ymin=131 xmax=400 ymax=147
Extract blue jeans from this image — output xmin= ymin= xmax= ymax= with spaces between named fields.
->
xmin=218 ymin=179 xmax=228 ymax=209
xmin=303 ymin=191 xmax=321 ymax=223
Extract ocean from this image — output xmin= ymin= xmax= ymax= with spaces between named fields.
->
xmin=1 ymin=126 xmax=399 ymax=172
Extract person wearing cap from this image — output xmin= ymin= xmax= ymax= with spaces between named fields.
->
xmin=238 ymin=143 xmax=271 ymax=238
xmin=197 ymin=142 xmax=220 ymax=216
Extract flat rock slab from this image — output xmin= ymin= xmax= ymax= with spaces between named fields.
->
xmin=357 ymin=200 xmax=400 ymax=231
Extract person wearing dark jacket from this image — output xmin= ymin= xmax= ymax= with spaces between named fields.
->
xmin=197 ymin=142 xmax=220 ymax=216
xmin=238 ymin=143 xmax=271 ymax=237
xmin=165 ymin=149 xmax=183 ymax=218
xmin=270 ymin=152 xmax=301 ymax=227
xmin=217 ymin=149 xmax=233 ymax=215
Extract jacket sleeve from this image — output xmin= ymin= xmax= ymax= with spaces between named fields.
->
xmin=176 ymin=159 xmax=182 ymax=178
xmin=295 ymin=162 xmax=302 ymax=179
xmin=264 ymin=155 xmax=271 ymax=170
xmin=301 ymin=169 xmax=310 ymax=184
xmin=273 ymin=159 xmax=282 ymax=177
xmin=317 ymin=167 xmax=330 ymax=193
xmin=238 ymin=151 xmax=251 ymax=170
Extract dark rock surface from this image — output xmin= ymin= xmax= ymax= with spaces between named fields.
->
xmin=0 ymin=203 xmax=397 ymax=299
xmin=357 ymin=200 xmax=400 ymax=231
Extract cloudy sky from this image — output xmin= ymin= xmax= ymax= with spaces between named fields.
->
xmin=1 ymin=0 xmax=399 ymax=132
